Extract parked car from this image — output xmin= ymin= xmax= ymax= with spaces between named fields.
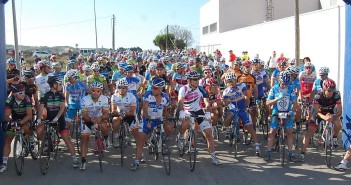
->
xmin=33 ymin=51 xmax=51 ymax=58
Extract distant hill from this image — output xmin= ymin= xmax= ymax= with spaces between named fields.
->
xmin=6 ymin=44 xmax=77 ymax=55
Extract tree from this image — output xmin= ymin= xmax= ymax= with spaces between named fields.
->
xmin=160 ymin=25 xmax=194 ymax=48
xmin=153 ymin=34 xmax=175 ymax=50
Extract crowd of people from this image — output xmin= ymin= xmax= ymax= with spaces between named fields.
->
xmin=1 ymin=48 xmax=350 ymax=173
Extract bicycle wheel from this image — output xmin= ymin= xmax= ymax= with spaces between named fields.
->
xmin=177 ymin=136 xmax=184 ymax=157
xmin=39 ymin=135 xmax=51 ymax=175
xmin=97 ymin=136 xmax=103 ymax=172
xmin=28 ymin=135 xmax=38 ymax=160
xmin=189 ymin=130 xmax=196 ymax=172
xmin=279 ymin=129 xmax=285 ymax=166
xmin=162 ymin=134 xmax=171 ymax=175
xmin=119 ymin=126 xmax=125 ymax=167
xmin=325 ymin=128 xmax=332 ymax=168
xmin=229 ymin=125 xmax=234 ymax=147
xmin=233 ymin=124 xmax=238 ymax=159
xmin=53 ymin=132 xmax=60 ymax=160
xmin=13 ymin=135 xmax=25 ymax=176
xmin=75 ymin=122 xmax=81 ymax=155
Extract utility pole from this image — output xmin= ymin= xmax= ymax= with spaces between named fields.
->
xmin=295 ymin=0 xmax=300 ymax=65
xmin=112 ymin=14 xmax=115 ymax=51
xmin=94 ymin=0 xmax=98 ymax=53
xmin=12 ymin=0 xmax=20 ymax=71
xmin=166 ymin=25 xmax=168 ymax=52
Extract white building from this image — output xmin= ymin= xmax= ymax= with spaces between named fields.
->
xmin=199 ymin=0 xmax=347 ymax=94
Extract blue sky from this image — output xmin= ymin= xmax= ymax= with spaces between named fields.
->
xmin=4 ymin=0 xmax=207 ymax=50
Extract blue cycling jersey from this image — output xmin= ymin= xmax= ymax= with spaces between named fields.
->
xmin=65 ymin=81 xmax=89 ymax=108
xmin=222 ymin=83 xmax=248 ymax=110
xmin=312 ymin=78 xmax=324 ymax=93
xmin=112 ymin=71 xmax=125 ymax=82
xmin=124 ymin=77 xmax=140 ymax=95
xmin=289 ymin=78 xmax=301 ymax=91
xmin=251 ymin=69 xmax=268 ymax=98
xmin=267 ymin=84 xmax=297 ymax=115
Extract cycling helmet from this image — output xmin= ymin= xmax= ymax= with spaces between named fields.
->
xmin=203 ymin=65 xmax=212 ymax=72
xmin=97 ymin=57 xmax=103 ymax=61
xmin=260 ymin=60 xmax=265 ymax=66
xmin=91 ymin=63 xmax=100 ymax=70
xmin=66 ymin=69 xmax=79 ymax=79
xmin=278 ymin=71 xmax=291 ymax=84
xmin=89 ymin=81 xmax=103 ymax=89
xmin=151 ymin=78 xmax=165 ymax=87
xmin=37 ymin=61 xmax=49 ymax=69
xmin=148 ymin=62 xmax=157 ymax=71
xmin=242 ymin=60 xmax=252 ymax=67
xmin=124 ymin=65 xmax=134 ymax=71
xmin=186 ymin=71 xmax=200 ymax=79
xmin=7 ymin=58 xmax=16 ymax=64
xmin=323 ymin=79 xmax=336 ymax=90
xmin=10 ymin=84 xmax=25 ymax=93
xmin=47 ymin=76 xmax=62 ymax=86
xmin=252 ymin=58 xmax=261 ymax=64
xmin=289 ymin=58 xmax=296 ymax=65
xmin=22 ymin=70 xmax=35 ymax=78
xmin=167 ymin=70 xmax=175 ymax=78
xmin=319 ymin=67 xmax=330 ymax=74
xmin=82 ymin=64 xmax=91 ymax=72
xmin=278 ymin=61 xmax=287 ymax=66
xmin=286 ymin=66 xmax=300 ymax=75
xmin=175 ymin=62 xmax=185 ymax=69
xmin=304 ymin=62 xmax=313 ymax=67
xmin=51 ymin=62 xmax=61 ymax=68
xmin=136 ymin=57 xmax=142 ymax=62
xmin=67 ymin=59 xmax=77 ymax=67
xmin=225 ymin=72 xmax=236 ymax=80
xmin=117 ymin=78 xmax=129 ymax=87
xmin=118 ymin=62 xmax=127 ymax=70
xmin=234 ymin=58 xmax=242 ymax=65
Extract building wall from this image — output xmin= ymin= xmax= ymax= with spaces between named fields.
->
xmin=200 ymin=6 xmax=345 ymax=95
xmin=217 ymin=0 xmax=321 ymax=33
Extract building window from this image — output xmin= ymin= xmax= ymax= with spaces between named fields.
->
xmin=203 ymin=26 xmax=209 ymax=35
xmin=210 ymin=22 xmax=217 ymax=33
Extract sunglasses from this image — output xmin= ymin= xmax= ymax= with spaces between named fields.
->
xmin=245 ymin=66 xmax=251 ymax=68
xmin=152 ymin=86 xmax=160 ymax=90
xmin=305 ymin=66 xmax=312 ymax=69
xmin=127 ymin=71 xmax=133 ymax=73
xmin=117 ymin=86 xmax=127 ymax=89
xmin=91 ymin=89 xmax=102 ymax=93
xmin=326 ymin=88 xmax=335 ymax=92
xmin=93 ymin=70 xmax=99 ymax=72
xmin=281 ymin=83 xmax=288 ymax=86
xmin=16 ymin=91 xmax=25 ymax=95
xmin=204 ymin=71 xmax=211 ymax=74
xmin=320 ymin=74 xmax=326 ymax=77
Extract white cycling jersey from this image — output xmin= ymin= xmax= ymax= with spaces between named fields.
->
xmin=143 ymin=91 xmax=169 ymax=119
xmin=111 ymin=92 xmax=136 ymax=113
xmin=178 ymin=85 xmax=208 ymax=113
xmin=35 ymin=73 xmax=54 ymax=98
xmin=81 ymin=94 xmax=109 ymax=118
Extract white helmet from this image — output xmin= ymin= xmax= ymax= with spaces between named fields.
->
xmin=304 ymin=62 xmax=313 ymax=67
xmin=51 ymin=62 xmax=61 ymax=68
xmin=286 ymin=66 xmax=300 ymax=75
xmin=66 ymin=69 xmax=79 ymax=79
xmin=148 ymin=62 xmax=157 ymax=71
xmin=90 ymin=81 xmax=103 ymax=89
xmin=83 ymin=64 xmax=91 ymax=72
xmin=225 ymin=72 xmax=236 ymax=80
xmin=117 ymin=78 xmax=129 ymax=87
xmin=91 ymin=63 xmax=100 ymax=70
xmin=319 ymin=67 xmax=329 ymax=74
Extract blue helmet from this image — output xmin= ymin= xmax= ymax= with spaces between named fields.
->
xmin=151 ymin=78 xmax=165 ymax=87
xmin=7 ymin=58 xmax=16 ymax=64
xmin=278 ymin=71 xmax=291 ymax=84
xmin=124 ymin=65 xmax=133 ymax=71
xmin=118 ymin=63 xmax=127 ymax=70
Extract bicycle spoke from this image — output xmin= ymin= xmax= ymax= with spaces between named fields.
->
xmin=13 ymin=135 xmax=24 ymax=176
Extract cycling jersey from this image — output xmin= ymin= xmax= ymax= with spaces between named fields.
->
xmin=35 ymin=73 xmax=54 ymax=98
xmin=6 ymin=68 xmax=20 ymax=80
xmin=289 ymin=78 xmax=301 ymax=91
xmin=143 ymin=91 xmax=170 ymax=119
xmin=313 ymin=91 xmax=341 ymax=115
xmin=39 ymin=91 xmax=65 ymax=119
xmin=87 ymin=74 xmax=106 ymax=85
xmin=111 ymin=92 xmax=136 ymax=113
xmin=222 ymin=83 xmax=247 ymax=110
xmin=191 ymin=66 xmax=203 ymax=78
xmin=209 ymin=93 xmax=221 ymax=106
xmin=251 ymin=69 xmax=268 ymax=99
xmin=81 ymin=94 xmax=109 ymax=119
xmin=112 ymin=71 xmax=125 ymax=82
xmin=65 ymin=81 xmax=90 ymax=108
xmin=179 ymin=85 xmax=208 ymax=113
xmin=124 ymin=77 xmax=141 ymax=95
xmin=271 ymin=69 xmax=282 ymax=86
xmin=78 ymin=73 xmax=89 ymax=84
xmin=5 ymin=95 xmax=32 ymax=119
xmin=312 ymin=78 xmax=324 ymax=93
xmin=237 ymin=73 xmax=256 ymax=99
xmin=299 ymin=72 xmax=316 ymax=95
xmin=172 ymin=73 xmax=187 ymax=92
xmin=268 ymin=85 xmax=297 ymax=114
xmin=134 ymin=74 xmax=145 ymax=85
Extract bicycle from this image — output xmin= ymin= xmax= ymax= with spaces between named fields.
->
xmin=147 ymin=119 xmax=171 ymax=175
xmin=11 ymin=120 xmax=38 ymax=176
xmin=273 ymin=112 xmax=290 ymax=166
xmin=322 ymin=120 xmax=334 ymax=167
xmin=257 ymin=99 xmax=269 ymax=139
xmin=91 ymin=123 xmax=104 ymax=173
xmin=38 ymin=120 xmax=60 ymax=175
xmin=228 ymin=108 xmax=240 ymax=158
xmin=117 ymin=117 xmax=131 ymax=167
xmin=312 ymin=119 xmax=325 ymax=148
xmin=68 ymin=108 xmax=81 ymax=155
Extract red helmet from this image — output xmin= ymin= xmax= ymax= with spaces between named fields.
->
xmin=205 ymin=77 xmax=218 ymax=86
xmin=10 ymin=84 xmax=25 ymax=93
xmin=323 ymin=79 xmax=336 ymax=90
xmin=242 ymin=60 xmax=252 ymax=67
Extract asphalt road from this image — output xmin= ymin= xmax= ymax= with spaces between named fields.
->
xmin=0 ymin=129 xmax=350 ymax=185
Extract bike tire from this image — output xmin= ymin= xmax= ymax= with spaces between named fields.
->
xmin=280 ymin=129 xmax=285 ymax=166
xmin=162 ymin=134 xmax=171 ymax=175
xmin=75 ymin=123 xmax=81 ymax=155
xmin=13 ymin=135 xmax=24 ymax=176
xmin=229 ymin=125 xmax=234 ymax=147
xmin=29 ymin=135 xmax=38 ymax=160
xmin=262 ymin=124 xmax=269 ymax=140
xmin=119 ymin=127 xmax=125 ymax=167
xmin=53 ymin=132 xmax=60 ymax=160
xmin=97 ymin=136 xmax=103 ymax=173
xmin=233 ymin=124 xmax=239 ymax=159
xmin=295 ymin=127 xmax=299 ymax=150
xmin=177 ymin=136 xmax=184 ymax=157
xmin=189 ymin=130 xmax=196 ymax=172
xmin=39 ymin=135 xmax=51 ymax=175
xmin=325 ymin=128 xmax=332 ymax=168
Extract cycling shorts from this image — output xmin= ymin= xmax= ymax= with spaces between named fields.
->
xmin=270 ymin=114 xmax=294 ymax=130
xmin=225 ymin=109 xmax=252 ymax=126
xmin=139 ymin=118 xmax=162 ymax=135
xmin=121 ymin=116 xmax=139 ymax=130
xmin=185 ymin=110 xmax=212 ymax=131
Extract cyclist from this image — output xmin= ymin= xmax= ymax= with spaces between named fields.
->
xmin=20 ymin=70 xmax=39 ymax=112
xmin=36 ymin=76 xmax=79 ymax=168
xmin=177 ymin=71 xmax=221 ymax=165
xmin=295 ymin=79 xmax=342 ymax=162
xmin=65 ymin=69 xmax=90 ymax=129
xmin=79 ymin=81 xmax=109 ymax=170
xmin=333 ymin=144 xmax=351 ymax=171
xmin=35 ymin=60 xmax=53 ymax=98
xmin=6 ymin=58 xmax=20 ymax=95
xmin=199 ymin=65 xmax=213 ymax=87
xmin=263 ymin=71 xmax=297 ymax=161
xmin=111 ymin=79 xmax=138 ymax=148
xmin=170 ymin=62 xmax=187 ymax=116
xmin=87 ymin=63 xmax=111 ymax=96
xmin=0 ymin=84 xmax=36 ymax=173
xmin=112 ymin=63 xmax=126 ymax=83
xmin=222 ymin=72 xmax=261 ymax=156
xmin=131 ymin=78 xmax=172 ymax=171
xmin=271 ymin=60 xmax=287 ymax=87
xmin=78 ymin=64 xmax=92 ymax=84
xmin=51 ymin=62 xmax=65 ymax=79
xmin=310 ymin=67 xmax=330 ymax=103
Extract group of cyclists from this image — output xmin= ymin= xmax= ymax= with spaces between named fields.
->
xmin=1 ymin=49 xmax=350 ymax=174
